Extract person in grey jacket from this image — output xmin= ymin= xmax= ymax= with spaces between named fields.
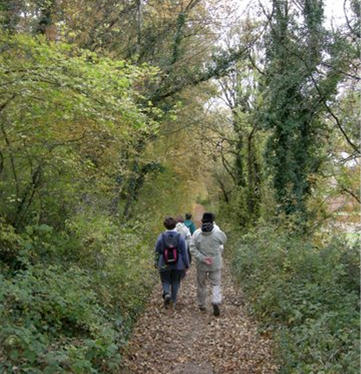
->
xmin=175 ymin=215 xmax=192 ymax=265
xmin=190 ymin=212 xmax=227 ymax=316
xmin=155 ymin=217 xmax=189 ymax=308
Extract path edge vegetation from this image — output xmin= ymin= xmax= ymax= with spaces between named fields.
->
xmin=225 ymin=222 xmax=360 ymax=374
xmin=0 ymin=32 xmax=161 ymax=373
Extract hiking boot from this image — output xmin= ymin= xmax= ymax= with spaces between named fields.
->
xmin=199 ymin=305 xmax=206 ymax=312
xmin=164 ymin=293 xmax=171 ymax=309
xmin=212 ymin=303 xmax=220 ymax=317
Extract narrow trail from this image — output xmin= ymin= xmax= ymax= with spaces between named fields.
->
xmin=120 ymin=263 xmax=278 ymax=373
xmin=193 ymin=204 xmax=205 ymax=227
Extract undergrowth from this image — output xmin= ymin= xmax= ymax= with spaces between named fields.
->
xmin=231 ymin=225 xmax=360 ymax=374
xmin=0 ymin=215 xmax=157 ymax=374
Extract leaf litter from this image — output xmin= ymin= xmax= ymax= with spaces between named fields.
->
xmin=120 ymin=263 xmax=278 ymax=374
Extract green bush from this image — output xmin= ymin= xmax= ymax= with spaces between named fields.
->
xmin=338 ymin=245 xmax=360 ymax=293
xmin=0 ymin=215 xmax=156 ymax=373
xmin=0 ymin=265 xmax=121 ymax=373
xmin=232 ymin=226 xmax=360 ymax=373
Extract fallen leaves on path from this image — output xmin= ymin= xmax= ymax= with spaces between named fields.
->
xmin=120 ymin=263 xmax=278 ymax=374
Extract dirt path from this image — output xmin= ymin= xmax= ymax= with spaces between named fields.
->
xmin=120 ymin=262 xmax=278 ymax=374
xmin=193 ymin=204 xmax=205 ymax=228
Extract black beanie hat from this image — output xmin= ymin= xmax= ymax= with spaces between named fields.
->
xmin=202 ymin=212 xmax=215 ymax=223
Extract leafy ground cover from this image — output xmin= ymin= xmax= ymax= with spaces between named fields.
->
xmin=0 ymin=217 xmax=157 ymax=374
xmin=120 ymin=264 xmax=278 ymax=374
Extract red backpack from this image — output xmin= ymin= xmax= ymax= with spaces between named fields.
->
xmin=161 ymin=233 xmax=180 ymax=265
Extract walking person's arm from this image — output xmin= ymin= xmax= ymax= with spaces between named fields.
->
xmin=218 ymin=231 xmax=227 ymax=246
xmin=217 ymin=230 xmax=227 ymax=255
xmin=190 ymin=232 xmax=212 ymax=264
xmin=179 ymin=236 xmax=189 ymax=269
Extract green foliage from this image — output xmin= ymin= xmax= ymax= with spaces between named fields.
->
xmin=64 ymin=211 xmax=155 ymax=317
xmin=135 ymin=164 xmax=195 ymax=226
xmin=0 ymin=215 xmax=156 ymax=373
xmin=341 ymin=241 xmax=361 ymax=299
xmin=261 ymin=0 xmax=341 ymax=219
xmin=0 ymin=28 xmax=201 ymax=374
xmin=0 ymin=264 xmax=122 ymax=373
xmin=0 ymin=31 xmax=159 ymax=229
xmin=231 ymin=226 xmax=360 ymax=373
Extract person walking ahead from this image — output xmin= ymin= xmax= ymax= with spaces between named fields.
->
xmin=190 ymin=212 xmax=227 ymax=316
xmin=176 ymin=215 xmax=192 ymax=265
xmin=184 ymin=213 xmax=196 ymax=235
xmin=155 ymin=217 xmax=189 ymax=308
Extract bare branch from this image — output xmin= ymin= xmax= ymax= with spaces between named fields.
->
xmin=341 ymin=186 xmax=361 ymax=204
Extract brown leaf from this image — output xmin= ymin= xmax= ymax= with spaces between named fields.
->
xmin=119 ymin=264 xmax=278 ymax=374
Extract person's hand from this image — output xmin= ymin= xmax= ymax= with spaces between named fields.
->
xmin=204 ymin=257 xmax=213 ymax=265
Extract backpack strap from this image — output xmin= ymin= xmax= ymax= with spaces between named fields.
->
xmin=161 ymin=232 xmax=180 ymax=251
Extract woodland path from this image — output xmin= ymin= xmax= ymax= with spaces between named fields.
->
xmin=119 ymin=214 xmax=278 ymax=374
xmin=193 ymin=204 xmax=206 ymax=227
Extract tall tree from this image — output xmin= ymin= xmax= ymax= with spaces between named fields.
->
xmin=262 ymin=0 xmax=339 ymax=219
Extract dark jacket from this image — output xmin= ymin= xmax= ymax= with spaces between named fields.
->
xmin=155 ymin=230 xmax=189 ymax=271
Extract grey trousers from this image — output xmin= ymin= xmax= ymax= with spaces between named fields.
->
xmin=196 ymin=269 xmax=222 ymax=306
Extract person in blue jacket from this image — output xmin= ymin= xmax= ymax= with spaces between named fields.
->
xmin=155 ymin=217 xmax=189 ymax=308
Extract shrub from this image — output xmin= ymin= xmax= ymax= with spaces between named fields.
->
xmin=0 ymin=265 xmax=121 ymax=373
xmin=0 ymin=214 xmax=156 ymax=373
xmin=232 ymin=226 xmax=360 ymax=373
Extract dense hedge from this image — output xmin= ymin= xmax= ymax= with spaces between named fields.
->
xmin=231 ymin=226 xmax=360 ymax=374
xmin=0 ymin=216 xmax=156 ymax=374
